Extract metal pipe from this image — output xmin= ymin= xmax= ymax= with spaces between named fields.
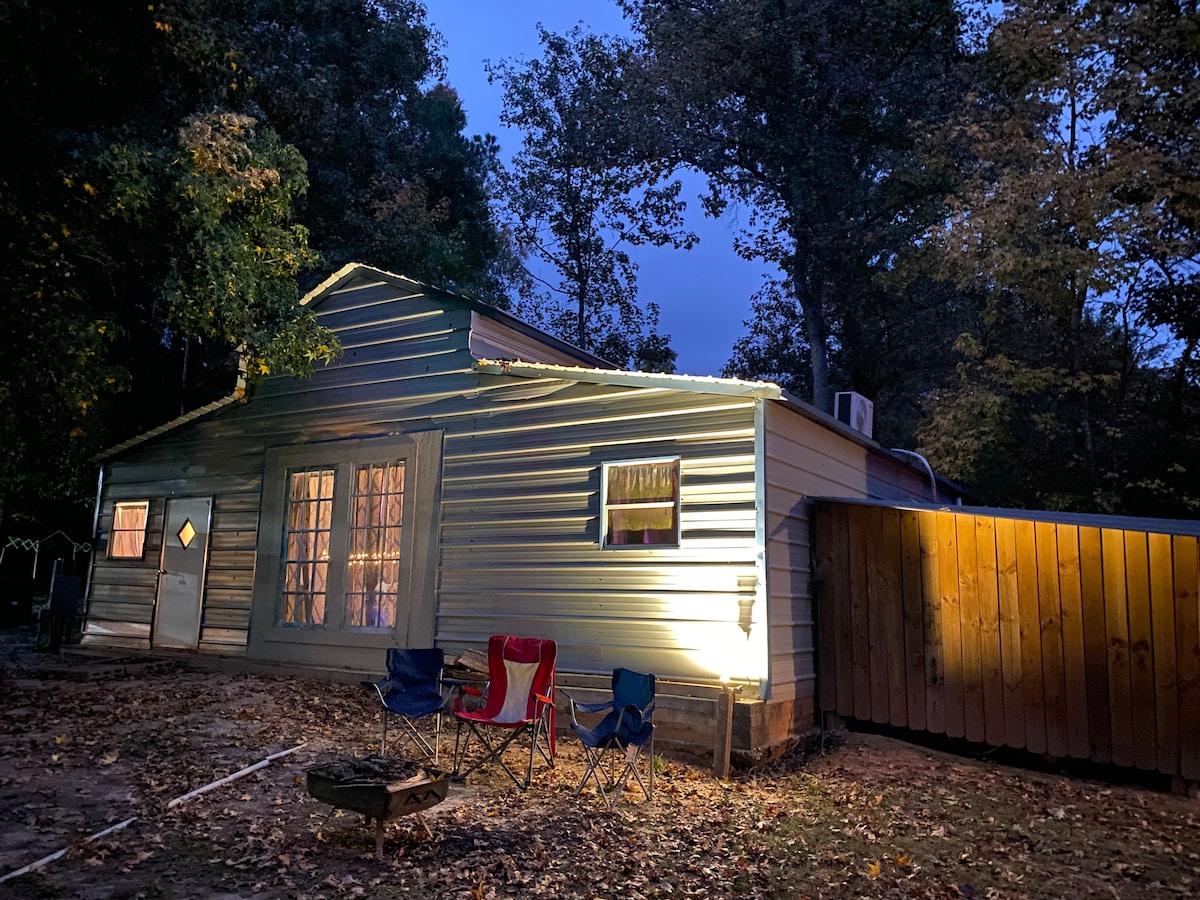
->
xmin=889 ymin=448 xmax=938 ymax=501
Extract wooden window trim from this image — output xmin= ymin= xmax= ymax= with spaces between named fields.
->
xmin=108 ymin=500 xmax=150 ymax=559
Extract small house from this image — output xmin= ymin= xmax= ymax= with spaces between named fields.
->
xmin=82 ymin=264 xmax=958 ymax=756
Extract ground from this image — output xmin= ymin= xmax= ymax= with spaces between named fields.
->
xmin=1 ymin=630 xmax=1197 ymax=899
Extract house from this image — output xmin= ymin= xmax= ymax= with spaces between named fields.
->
xmin=82 ymin=264 xmax=960 ymax=757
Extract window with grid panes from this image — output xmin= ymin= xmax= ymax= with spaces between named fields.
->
xmin=281 ymin=469 xmax=334 ymax=626
xmin=345 ymin=461 xmax=405 ymax=629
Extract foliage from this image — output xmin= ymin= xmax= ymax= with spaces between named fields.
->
xmin=189 ymin=0 xmax=511 ymax=305
xmin=0 ymin=1 xmax=340 ymax=525
xmin=618 ymin=0 xmax=967 ymax=407
xmin=488 ymin=26 xmax=695 ymax=372
xmin=914 ymin=0 xmax=1200 ymax=514
xmin=0 ymin=0 xmax=508 ymax=525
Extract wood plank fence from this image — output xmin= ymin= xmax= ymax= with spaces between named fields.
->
xmin=813 ymin=500 xmax=1200 ymax=782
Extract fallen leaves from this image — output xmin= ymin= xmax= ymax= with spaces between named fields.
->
xmin=1 ymin=641 xmax=1198 ymax=899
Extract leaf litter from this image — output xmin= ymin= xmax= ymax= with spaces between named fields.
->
xmin=0 ymin=632 xmax=1197 ymax=898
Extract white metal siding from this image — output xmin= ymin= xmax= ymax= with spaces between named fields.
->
xmin=88 ymin=275 xmax=763 ymax=684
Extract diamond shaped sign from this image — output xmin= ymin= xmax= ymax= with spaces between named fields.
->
xmin=177 ymin=519 xmax=197 ymax=549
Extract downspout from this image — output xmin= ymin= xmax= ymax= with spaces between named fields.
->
xmin=84 ymin=465 xmax=105 ymax=620
xmin=889 ymin=448 xmax=938 ymax=502
xmin=91 ymin=466 xmax=105 ymax=541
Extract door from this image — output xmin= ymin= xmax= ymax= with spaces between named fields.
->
xmin=152 ymin=496 xmax=213 ymax=649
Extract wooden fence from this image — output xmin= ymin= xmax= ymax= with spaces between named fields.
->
xmin=813 ymin=500 xmax=1200 ymax=782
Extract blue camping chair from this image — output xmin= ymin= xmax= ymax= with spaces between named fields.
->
xmin=364 ymin=648 xmax=447 ymax=764
xmin=566 ymin=668 xmax=656 ymax=807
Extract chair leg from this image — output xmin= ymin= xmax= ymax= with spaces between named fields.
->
xmin=380 ymin=714 xmax=388 ymax=756
xmin=614 ymin=744 xmax=652 ymax=804
xmin=573 ymin=745 xmax=614 ymax=808
xmin=648 ymin=732 xmax=654 ymax=800
xmin=454 ymin=721 xmax=535 ymax=791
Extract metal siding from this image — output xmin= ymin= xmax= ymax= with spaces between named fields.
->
xmin=89 ymin=277 xmax=762 ymax=682
xmin=436 ymin=386 xmax=760 ymax=686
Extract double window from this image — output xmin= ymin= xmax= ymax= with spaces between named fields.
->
xmin=601 ymin=458 xmax=681 ymax=548
xmin=272 ymin=448 xmax=409 ymax=633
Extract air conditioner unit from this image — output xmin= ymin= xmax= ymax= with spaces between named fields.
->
xmin=834 ymin=391 xmax=874 ymax=439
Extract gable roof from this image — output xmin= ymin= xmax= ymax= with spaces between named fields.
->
xmin=304 ymin=264 xmax=614 ymax=370
xmin=92 ymin=262 xmax=957 ymax=503
xmin=93 ymin=263 xmax=606 ymax=461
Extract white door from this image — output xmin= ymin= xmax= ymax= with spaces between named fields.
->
xmin=152 ymin=497 xmax=213 ymax=649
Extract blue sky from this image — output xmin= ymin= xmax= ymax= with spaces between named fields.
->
xmin=428 ymin=2 xmax=765 ymax=377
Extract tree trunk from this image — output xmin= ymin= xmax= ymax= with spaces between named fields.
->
xmin=791 ymin=253 xmax=831 ymax=412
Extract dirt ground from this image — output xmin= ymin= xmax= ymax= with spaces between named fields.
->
xmin=1 ymin=629 xmax=1197 ymax=899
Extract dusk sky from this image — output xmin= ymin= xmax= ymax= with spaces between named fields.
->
xmin=429 ymin=2 xmax=766 ymax=377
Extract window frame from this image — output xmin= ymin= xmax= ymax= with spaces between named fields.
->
xmin=108 ymin=500 xmax=150 ymax=560
xmin=253 ymin=438 xmax=417 ymax=645
xmin=600 ymin=456 xmax=682 ymax=549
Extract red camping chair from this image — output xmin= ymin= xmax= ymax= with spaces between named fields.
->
xmin=451 ymin=635 xmax=557 ymax=790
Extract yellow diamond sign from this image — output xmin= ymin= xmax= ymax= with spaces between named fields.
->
xmin=177 ymin=519 xmax=197 ymax=549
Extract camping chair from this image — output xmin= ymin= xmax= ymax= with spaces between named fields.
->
xmin=566 ymin=668 xmax=655 ymax=807
xmin=363 ymin=648 xmax=448 ymax=765
xmin=451 ymin=635 xmax=557 ymax=790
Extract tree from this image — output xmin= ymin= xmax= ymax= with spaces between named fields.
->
xmin=488 ymin=26 xmax=695 ymax=371
xmin=195 ymin=0 xmax=511 ymax=304
xmin=1095 ymin=0 xmax=1200 ymax=412
xmin=0 ymin=0 xmax=512 ymax=527
xmin=618 ymin=0 xmax=967 ymax=408
xmin=913 ymin=0 xmax=1200 ymax=514
xmin=0 ymin=1 xmax=336 ymax=527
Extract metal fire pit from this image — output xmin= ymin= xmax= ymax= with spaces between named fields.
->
xmin=306 ymin=756 xmax=449 ymax=857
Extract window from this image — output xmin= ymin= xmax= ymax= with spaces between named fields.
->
xmin=345 ymin=461 xmax=405 ymax=629
xmin=252 ymin=433 xmax=440 ymax=657
xmin=270 ymin=450 xmax=409 ymax=632
xmin=109 ymin=501 xmax=149 ymax=559
xmin=281 ymin=468 xmax=334 ymax=626
xmin=602 ymin=458 xmax=681 ymax=547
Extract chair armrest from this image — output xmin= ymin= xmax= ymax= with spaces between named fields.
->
xmin=447 ymin=678 xmax=488 ymax=712
xmin=573 ymin=699 xmax=615 ymax=715
xmin=362 ymin=679 xmax=387 ymax=702
xmin=561 ymin=688 xmax=614 ymax=727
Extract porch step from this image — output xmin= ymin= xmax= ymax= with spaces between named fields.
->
xmin=34 ymin=656 xmax=177 ymax=681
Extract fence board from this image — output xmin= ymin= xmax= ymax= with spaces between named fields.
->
xmin=1102 ymin=528 xmax=1135 ymax=768
xmin=1079 ymin=526 xmax=1111 ymax=764
xmin=814 ymin=500 xmax=1197 ymax=780
xmin=1174 ymin=536 xmax=1200 ymax=781
xmin=830 ymin=504 xmax=854 ymax=716
xmin=975 ymin=517 xmax=1005 ymax=745
xmin=1015 ymin=520 xmax=1046 ymax=754
xmin=865 ymin=506 xmax=890 ymax=723
xmin=1035 ymin=522 xmax=1068 ymax=758
xmin=1124 ymin=531 xmax=1157 ymax=771
xmin=957 ymin=515 xmax=985 ymax=742
xmin=1056 ymin=524 xmax=1089 ymax=759
xmin=1148 ymin=532 xmax=1178 ymax=776
xmin=847 ymin=504 xmax=872 ymax=721
xmin=815 ymin=503 xmax=837 ymax=713
xmin=937 ymin=512 xmax=965 ymax=738
xmin=920 ymin=511 xmax=945 ymax=735
xmin=995 ymin=517 xmax=1024 ymax=749
xmin=900 ymin=510 xmax=926 ymax=731
xmin=882 ymin=509 xmax=908 ymax=727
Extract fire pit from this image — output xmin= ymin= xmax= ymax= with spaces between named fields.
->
xmin=306 ymin=756 xmax=450 ymax=857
